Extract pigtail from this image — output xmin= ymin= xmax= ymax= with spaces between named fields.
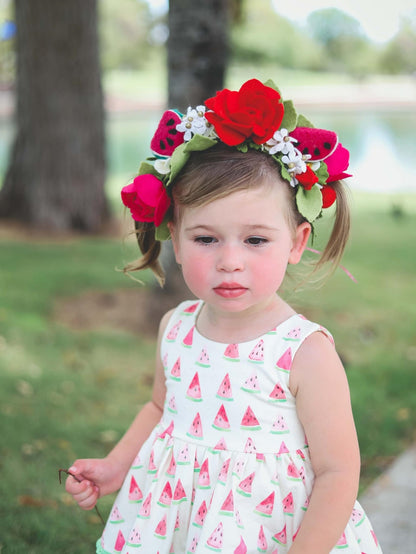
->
xmin=123 ymin=221 xmax=166 ymax=286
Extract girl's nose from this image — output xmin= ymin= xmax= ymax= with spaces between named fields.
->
xmin=216 ymin=244 xmax=244 ymax=272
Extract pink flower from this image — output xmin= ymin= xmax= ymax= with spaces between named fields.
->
xmin=121 ymin=174 xmax=170 ymax=226
xmin=326 ymin=143 xmax=352 ymax=183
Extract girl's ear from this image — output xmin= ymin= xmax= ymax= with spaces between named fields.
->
xmin=289 ymin=222 xmax=311 ymax=265
xmin=168 ymin=221 xmax=181 ymax=264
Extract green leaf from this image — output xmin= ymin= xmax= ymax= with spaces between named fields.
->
xmin=315 ymin=161 xmax=329 ymax=185
xmin=296 ymin=184 xmax=322 ymax=223
xmin=138 ymin=161 xmax=159 ymax=177
xmin=155 ymin=220 xmax=171 ymax=242
xmin=281 ymin=100 xmax=297 ymax=132
xmin=263 ymin=79 xmax=281 ymax=94
xmin=166 ymin=143 xmax=190 ymax=187
xmin=183 ymin=134 xmax=217 ymax=153
xmin=296 ymin=114 xmax=315 ymax=128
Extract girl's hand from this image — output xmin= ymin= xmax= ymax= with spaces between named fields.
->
xmin=65 ymin=457 xmax=124 ymax=510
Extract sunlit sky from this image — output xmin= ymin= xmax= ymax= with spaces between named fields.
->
xmin=149 ymin=0 xmax=415 ymax=43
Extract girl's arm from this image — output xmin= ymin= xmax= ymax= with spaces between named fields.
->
xmin=65 ymin=309 xmax=173 ymax=510
xmin=288 ymin=331 xmax=361 ymax=554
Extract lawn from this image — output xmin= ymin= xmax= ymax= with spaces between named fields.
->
xmin=0 ymin=191 xmax=415 ymax=552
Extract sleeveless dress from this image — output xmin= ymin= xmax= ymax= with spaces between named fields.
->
xmin=97 ymin=300 xmax=382 ymax=554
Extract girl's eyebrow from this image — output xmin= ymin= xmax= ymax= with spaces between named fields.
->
xmin=184 ymin=223 xmax=278 ymax=233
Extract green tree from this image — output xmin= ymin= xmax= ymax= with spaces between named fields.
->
xmin=380 ymin=17 xmax=416 ymax=74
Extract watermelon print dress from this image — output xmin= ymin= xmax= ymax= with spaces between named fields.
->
xmin=97 ymin=300 xmax=382 ymax=554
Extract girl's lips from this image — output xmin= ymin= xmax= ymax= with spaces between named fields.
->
xmin=213 ymin=283 xmax=248 ymax=298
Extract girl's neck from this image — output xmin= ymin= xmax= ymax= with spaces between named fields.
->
xmin=196 ymin=295 xmax=296 ymax=343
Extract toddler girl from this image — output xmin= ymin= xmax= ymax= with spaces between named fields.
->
xmin=66 ymin=79 xmax=382 ymax=553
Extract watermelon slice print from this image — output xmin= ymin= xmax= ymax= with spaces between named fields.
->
xmin=166 ymin=320 xmax=182 ymax=342
xmin=237 ymin=472 xmax=255 ymax=497
xmin=167 ymin=394 xmax=177 ymax=413
xmin=206 ymin=522 xmax=224 ymax=551
xmin=187 ymin=412 xmax=203 ymax=440
xmin=182 ymin=301 xmax=200 ymax=315
xmin=248 ymin=339 xmax=264 ymax=363
xmin=173 ymin=478 xmax=187 ymax=504
xmin=131 ymin=452 xmax=143 ymax=469
xmin=233 ymin=536 xmax=247 ymax=554
xmin=232 ymin=456 xmax=246 ymax=478
xmin=182 ymin=325 xmax=194 ymax=348
xmin=138 ymin=492 xmax=152 ymax=518
xmin=244 ymin=437 xmax=257 ymax=453
xmin=114 ymin=530 xmax=126 ymax=552
xmin=268 ymin=383 xmax=287 ymax=402
xmin=235 ymin=509 xmax=244 ymax=529
xmin=255 ymin=492 xmax=275 ymax=518
xmin=177 ymin=444 xmax=191 ymax=465
xmin=223 ymin=343 xmax=240 ymax=361
xmin=241 ymin=371 xmax=260 ymax=393
xmin=217 ymin=458 xmax=231 ymax=485
xmin=271 ymin=415 xmax=289 ymax=434
xmin=187 ymin=535 xmax=199 ymax=554
xmin=126 ymin=524 xmax=142 ymax=547
xmin=148 ymin=448 xmax=157 ymax=473
xmin=193 ymin=500 xmax=208 ymax=527
xmin=219 ymin=490 xmax=234 ymax=516
xmin=195 ymin=348 xmax=210 ymax=367
xmin=272 ymin=524 xmax=287 ymax=546
xmin=212 ymin=404 xmax=231 ymax=431
xmin=216 ymin=373 xmax=234 ymax=401
xmin=287 ymin=462 xmax=302 ymax=481
xmin=277 ymin=441 xmax=290 ymax=455
xmin=157 ymin=420 xmax=174 ymax=440
xmin=302 ymin=497 xmax=310 ymax=511
xmin=282 ymin=492 xmax=294 ymax=516
xmin=351 ymin=507 xmax=365 ymax=527
xmin=166 ymin=452 xmax=177 ymax=477
xmin=150 ymin=109 xmax=184 ymax=157
xmin=276 ymin=348 xmax=292 ymax=372
xmin=284 ymin=327 xmax=301 ymax=341
xmin=170 ymin=357 xmax=181 ymax=381
xmin=157 ymin=481 xmax=173 ymax=507
xmin=257 ymin=525 xmax=268 ymax=552
xmin=197 ymin=458 xmax=210 ymax=489
xmin=186 ymin=372 xmax=202 ymax=402
xmin=154 ymin=514 xmax=167 ymax=539
xmin=335 ymin=532 xmax=348 ymax=549
xmin=240 ymin=406 xmax=261 ymax=430
xmin=110 ymin=505 xmax=124 ymax=524
xmin=128 ymin=475 xmax=143 ymax=503
xmin=212 ymin=436 xmax=228 ymax=451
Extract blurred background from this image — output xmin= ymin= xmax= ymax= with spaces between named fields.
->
xmin=0 ymin=0 xmax=415 ymax=551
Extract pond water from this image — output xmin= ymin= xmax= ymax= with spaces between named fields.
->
xmin=1 ymin=108 xmax=415 ymax=194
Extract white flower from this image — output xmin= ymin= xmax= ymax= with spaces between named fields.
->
xmin=154 ymin=157 xmax=171 ymax=175
xmin=266 ymin=128 xmax=297 ymax=155
xmin=176 ymin=105 xmax=211 ymax=141
xmin=281 ymin=148 xmax=306 ymax=175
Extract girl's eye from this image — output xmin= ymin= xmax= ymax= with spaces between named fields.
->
xmin=195 ymin=236 xmax=217 ymax=245
xmin=246 ymin=236 xmax=268 ymax=246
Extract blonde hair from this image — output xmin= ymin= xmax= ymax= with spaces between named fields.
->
xmin=124 ymin=144 xmax=350 ymax=285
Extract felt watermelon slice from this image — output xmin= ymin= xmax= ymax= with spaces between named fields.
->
xmin=157 ymin=481 xmax=173 ymax=507
xmin=126 ymin=524 xmax=142 ymax=547
xmin=223 ymin=343 xmax=240 ymax=361
xmin=276 ymin=348 xmax=292 ymax=372
xmin=186 ymin=372 xmax=202 ymax=401
xmin=166 ymin=320 xmax=182 ymax=341
xmin=195 ymin=348 xmax=210 ymax=367
xmin=138 ymin=492 xmax=152 ymax=518
xmin=289 ymin=127 xmax=338 ymax=161
xmin=154 ymin=514 xmax=167 ymax=539
xmin=237 ymin=471 xmax=255 ymax=497
xmin=182 ymin=326 xmax=194 ymax=348
xmin=217 ymin=458 xmax=231 ymax=485
xmin=173 ymin=478 xmax=187 ymax=504
xmin=271 ymin=415 xmax=289 ymax=434
xmin=268 ymin=383 xmax=287 ymax=402
xmin=241 ymin=371 xmax=260 ymax=393
xmin=197 ymin=458 xmax=210 ymax=489
xmin=110 ymin=505 xmax=124 ymax=524
xmin=216 ymin=373 xmax=234 ymax=401
xmin=282 ymin=492 xmax=294 ymax=516
xmin=170 ymin=357 xmax=181 ymax=381
xmin=114 ymin=530 xmax=126 ymax=552
xmin=151 ymin=110 xmax=184 ymax=157
xmin=255 ymin=491 xmax=275 ymax=518
xmin=181 ymin=301 xmax=200 ymax=315
xmin=187 ymin=412 xmax=203 ymax=440
xmin=212 ymin=404 xmax=231 ymax=431
xmin=248 ymin=339 xmax=264 ymax=363
xmin=257 ymin=525 xmax=268 ymax=552
xmin=272 ymin=524 xmax=287 ymax=546
xmin=240 ymin=406 xmax=261 ymax=430
xmin=206 ymin=522 xmax=224 ymax=551
xmin=193 ymin=500 xmax=208 ymax=527
xmin=128 ymin=475 xmax=143 ymax=503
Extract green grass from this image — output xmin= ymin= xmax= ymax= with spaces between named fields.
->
xmin=0 ymin=191 xmax=415 ymax=552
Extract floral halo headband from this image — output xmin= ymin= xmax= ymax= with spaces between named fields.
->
xmin=122 ymin=78 xmax=352 ymax=241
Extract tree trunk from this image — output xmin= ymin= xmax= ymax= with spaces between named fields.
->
xmin=167 ymin=0 xmax=230 ymax=110
xmin=0 ymin=0 xmax=108 ymax=232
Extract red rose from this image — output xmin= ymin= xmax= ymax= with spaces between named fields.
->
xmin=121 ymin=174 xmax=170 ymax=227
xmin=204 ymin=79 xmax=284 ymax=146
xmin=325 ymin=143 xmax=352 ymax=183
xmin=321 ymin=185 xmax=337 ymax=208
xmin=296 ymin=166 xmax=319 ymax=190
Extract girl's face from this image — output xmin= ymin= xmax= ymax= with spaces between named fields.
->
xmin=170 ymin=181 xmax=310 ymax=317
